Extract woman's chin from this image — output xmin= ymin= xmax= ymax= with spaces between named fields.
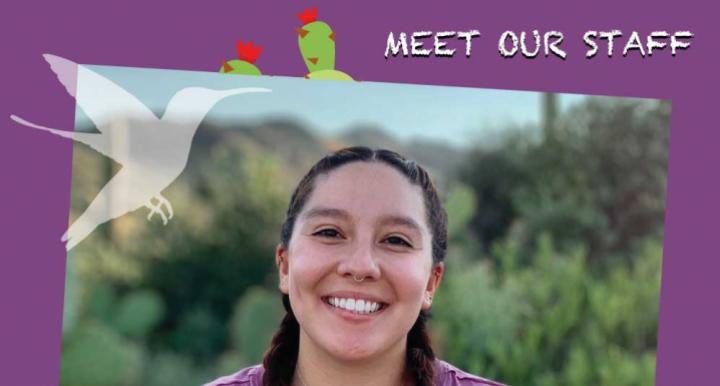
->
xmin=314 ymin=333 xmax=380 ymax=362
xmin=329 ymin=345 xmax=378 ymax=362
xmin=324 ymin=332 xmax=407 ymax=364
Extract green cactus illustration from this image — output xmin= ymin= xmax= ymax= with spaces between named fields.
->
xmin=296 ymin=7 xmax=353 ymax=81
xmin=220 ymin=40 xmax=263 ymax=76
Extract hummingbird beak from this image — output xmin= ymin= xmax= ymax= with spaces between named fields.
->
xmin=217 ymin=87 xmax=272 ymax=99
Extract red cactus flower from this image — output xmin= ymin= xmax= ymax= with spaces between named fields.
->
xmin=298 ymin=7 xmax=318 ymax=25
xmin=236 ymin=40 xmax=263 ymax=64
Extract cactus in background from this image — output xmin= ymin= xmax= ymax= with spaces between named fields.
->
xmin=113 ymin=289 xmax=166 ymax=340
xmin=229 ymin=287 xmax=284 ymax=363
xmin=296 ymin=7 xmax=353 ymax=81
xmin=220 ymin=40 xmax=263 ymax=76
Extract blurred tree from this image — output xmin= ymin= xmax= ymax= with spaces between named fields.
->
xmin=517 ymin=98 xmax=669 ymax=263
xmin=457 ymin=136 xmax=528 ymax=253
xmin=459 ymin=98 xmax=669 ymax=265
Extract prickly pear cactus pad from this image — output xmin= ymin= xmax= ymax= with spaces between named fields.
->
xmin=305 ymin=69 xmax=354 ymax=81
xmin=220 ymin=40 xmax=263 ymax=76
xmin=297 ymin=7 xmax=353 ymax=80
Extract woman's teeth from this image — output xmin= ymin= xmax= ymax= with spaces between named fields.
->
xmin=326 ymin=297 xmax=382 ymax=314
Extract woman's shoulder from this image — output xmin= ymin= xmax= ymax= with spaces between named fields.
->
xmin=435 ymin=360 xmax=508 ymax=386
xmin=202 ymin=364 xmax=265 ymax=386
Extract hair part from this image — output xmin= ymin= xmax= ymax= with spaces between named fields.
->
xmin=264 ymin=147 xmax=447 ymax=386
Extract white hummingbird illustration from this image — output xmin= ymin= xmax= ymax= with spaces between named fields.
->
xmin=10 ymin=54 xmax=271 ymax=251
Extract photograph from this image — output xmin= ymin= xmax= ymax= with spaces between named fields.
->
xmin=54 ymin=62 xmax=670 ymax=386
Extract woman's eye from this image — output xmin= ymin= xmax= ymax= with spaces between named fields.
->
xmin=313 ymin=228 xmax=341 ymax=238
xmin=383 ymin=236 xmax=413 ymax=248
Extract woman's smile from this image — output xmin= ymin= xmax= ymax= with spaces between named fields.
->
xmin=320 ymin=290 xmax=392 ymax=325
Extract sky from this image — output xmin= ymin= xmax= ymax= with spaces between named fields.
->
xmin=78 ymin=64 xmax=593 ymax=148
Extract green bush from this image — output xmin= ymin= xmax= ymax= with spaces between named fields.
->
xmin=433 ymin=235 xmax=662 ymax=386
xmin=60 ymin=322 xmax=144 ymax=386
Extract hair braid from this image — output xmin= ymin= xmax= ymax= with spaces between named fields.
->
xmin=406 ymin=311 xmax=436 ymax=386
xmin=262 ymin=295 xmax=299 ymax=386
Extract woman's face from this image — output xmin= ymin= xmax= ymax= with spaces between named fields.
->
xmin=277 ymin=162 xmax=444 ymax=363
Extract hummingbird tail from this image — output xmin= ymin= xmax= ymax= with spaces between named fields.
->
xmin=62 ymin=218 xmax=97 ymax=252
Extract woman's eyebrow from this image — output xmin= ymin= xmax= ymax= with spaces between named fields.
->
xmin=301 ymin=209 xmax=423 ymax=235
xmin=377 ymin=215 xmax=423 ymax=234
xmin=301 ymin=207 xmax=351 ymax=221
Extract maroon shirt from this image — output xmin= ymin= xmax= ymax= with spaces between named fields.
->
xmin=203 ymin=360 xmax=507 ymax=386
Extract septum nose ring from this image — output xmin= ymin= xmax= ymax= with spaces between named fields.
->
xmin=353 ymin=275 xmax=365 ymax=283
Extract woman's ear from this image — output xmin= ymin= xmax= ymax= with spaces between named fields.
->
xmin=422 ymin=262 xmax=444 ymax=310
xmin=276 ymin=244 xmax=289 ymax=294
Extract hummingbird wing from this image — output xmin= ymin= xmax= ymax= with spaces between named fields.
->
xmin=43 ymin=53 xmax=79 ymax=98
xmin=43 ymin=54 xmax=162 ymax=165
xmin=44 ymin=54 xmax=158 ymax=133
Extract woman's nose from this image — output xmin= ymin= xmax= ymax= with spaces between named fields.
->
xmin=337 ymin=241 xmax=381 ymax=282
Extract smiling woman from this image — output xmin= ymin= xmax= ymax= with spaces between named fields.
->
xmin=204 ymin=147 xmax=505 ymax=386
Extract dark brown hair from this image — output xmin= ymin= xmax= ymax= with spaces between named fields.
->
xmin=263 ymin=147 xmax=448 ymax=386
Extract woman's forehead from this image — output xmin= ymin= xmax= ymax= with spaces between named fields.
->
xmin=302 ymin=162 xmax=427 ymax=225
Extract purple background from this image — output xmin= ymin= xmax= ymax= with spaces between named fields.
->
xmin=1 ymin=1 xmax=715 ymax=384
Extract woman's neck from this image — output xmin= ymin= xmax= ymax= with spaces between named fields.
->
xmin=294 ymin=330 xmax=408 ymax=386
